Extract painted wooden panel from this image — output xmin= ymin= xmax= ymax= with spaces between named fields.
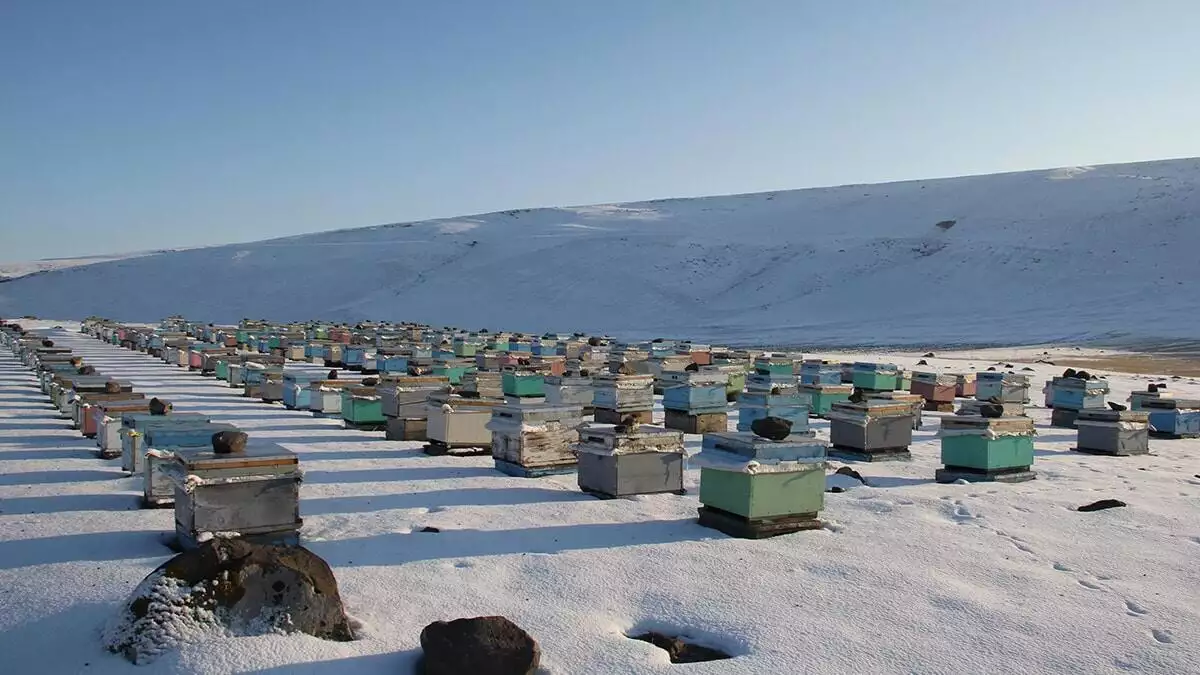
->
xmin=502 ymin=373 xmax=546 ymax=397
xmin=736 ymin=392 xmax=811 ymax=432
xmin=798 ymin=384 xmax=854 ymax=416
xmin=577 ymin=451 xmax=683 ymax=497
xmin=940 ymin=435 xmax=1034 ymax=471
xmin=975 ymin=372 xmax=1031 ymax=402
xmin=662 ymin=384 xmax=727 ymax=413
xmin=1048 ymin=377 xmax=1110 ymax=410
xmin=699 ymin=467 xmax=825 ymax=519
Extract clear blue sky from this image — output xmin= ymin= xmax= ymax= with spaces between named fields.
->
xmin=2 ymin=0 xmax=1198 ymax=261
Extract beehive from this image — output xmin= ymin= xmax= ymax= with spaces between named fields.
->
xmin=488 ymin=402 xmax=584 ymax=477
xmin=936 ymin=416 xmax=1036 ymax=483
xmin=827 ymin=399 xmax=915 ymax=461
xmin=574 ymin=424 xmax=686 ymax=498
xmin=1073 ymin=409 xmax=1150 ymax=456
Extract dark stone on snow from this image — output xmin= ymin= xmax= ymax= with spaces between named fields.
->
xmin=1078 ymin=499 xmax=1127 ymax=512
xmin=986 ymin=366 xmax=996 ymax=371
xmin=652 ymin=338 xmax=664 ymax=343
xmin=828 ymin=486 xmax=846 ymax=493
xmin=1172 ymin=375 xmax=1182 ymax=380
xmin=1075 ymin=370 xmax=1091 ymax=380
xmin=684 ymin=362 xmax=699 ymax=372
xmin=1022 ymin=367 xmax=1035 ymax=371
xmin=77 ymin=365 xmax=97 ymax=375
xmin=149 ymin=398 xmax=171 ymax=415
xmin=104 ymin=381 xmax=122 ymax=393
xmin=361 ymin=377 xmax=378 ymax=387
xmin=579 ymin=369 xmax=590 ymax=377
xmin=630 ymin=632 xmax=732 ymax=664
xmin=979 ymin=403 xmax=1005 ymax=418
xmin=1062 ymin=368 xmax=1078 ymax=379
xmin=1003 ymin=363 xmax=1014 ymax=369
xmin=587 ymin=336 xmax=602 ymax=347
xmin=750 ymin=416 xmax=792 ymax=441
xmin=41 ymin=339 xmax=54 ymax=348
xmin=1108 ymin=402 xmax=1128 ymax=412
xmin=923 ymin=352 xmax=935 ymax=358
xmin=420 ymin=526 xmax=440 ymax=533
xmin=327 ymin=369 xmax=338 ymax=380
xmin=212 ymin=430 xmax=248 ymax=455
xmin=834 ymin=466 xmax=867 ymax=484
xmin=105 ymin=539 xmax=354 ymax=664
xmin=419 ymin=616 xmax=540 ymax=675
xmin=916 ymin=359 xmax=928 ymax=366
xmin=459 ymin=390 xmax=481 ymax=399
xmin=848 ymin=388 xmax=866 ymax=404
xmin=614 ymin=414 xmax=641 ymax=434
xmin=1148 ymin=383 xmax=1160 ymax=392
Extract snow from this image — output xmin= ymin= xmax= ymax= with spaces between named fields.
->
xmin=2 ymin=157 xmax=1200 ymax=346
xmin=2 ymin=324 xmax=1199 ymax=673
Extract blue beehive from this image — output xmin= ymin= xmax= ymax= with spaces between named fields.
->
xmin=376 ymin=355 xmax=409 ymax=373
xmin=1049 ymin=377 xmax=1109 ymax=410
xmin=800 ymin=360 xmax=843 ymax=386
xmin=663 ymin=384 xmax=727 ymax=414
xmin=1144 ymin=398 xmax=1200 ymax=438
xmin=343 ymin=346 xmax=367 ymax=369
xmin=737 ymin=392 xmax=811 ymax=432
xmin=282 ymin=371 xmax=323 ymax=409
xmin=975 ymin=372 xmax=1030 ymax=403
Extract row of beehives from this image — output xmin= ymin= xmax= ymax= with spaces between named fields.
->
xmin=0 ymin=322 xmax=303 ymax=550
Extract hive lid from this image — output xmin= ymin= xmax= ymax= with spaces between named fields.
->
xmin=122 ymin=412 xmax=211 ymax=427
xmin=1143 ymin=398 xmax=1200 ymax=410
xmin=799 ymin=383 xmax=854 ymax=393
xmin=1075 ymin=409 xmax=1149 ymax=423
xmin=939 ymin=416 xmax=1035 ymax=434
xmin=830 ymin=400 xmax=913 ymax=417
xmin=173 ymin=441 xmax=298 ymax=471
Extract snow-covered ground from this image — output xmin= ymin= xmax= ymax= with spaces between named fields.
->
xmin=2 ymin=323 xmax=1197 ymax=673
xmin=0 ymin=251 xmax=170 ymax=283
xmin=2 ymin=157 xmax=1199 ymax=346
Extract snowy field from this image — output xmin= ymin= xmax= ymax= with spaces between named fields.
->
xmin=2 ymin=157 xmax=1200 ymax=346
xmin=2 ymin=322 xmax=1198 ymax=674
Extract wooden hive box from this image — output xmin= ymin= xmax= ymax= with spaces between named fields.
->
xmin=425 ymin=395 xmax=503 ymax=450
xmin=74 ymin=391 xmax=145 ymax=432
xmin=959 ymin=399 xmax=1026 ymax=418
xmin=800 ymin=360 xmax=843 ymax=386
xmin=798 ymin=383 xmax=854 ymax=417
xmin=975 ymin=372 xmax=1030 ymax=403
xmin=574 ymin=424 xmax=686 ymax=498
xmin=340 ymin=386 xmax=386 ymax=429
xmin=662 ymin=384 xmax=728 ymax=421
xmin=736 ymin=392 xmax=811 ymax=433
xmin=502 ymin=372 xmax=546 ymax=398
xmin=911 ymin=372 xmax=957 ymax=404
xmin=692 ymin=433 xmax=827 ymax=538
xmin=89 ymin=399 xmax=153 ymax=446
xmin=1143 ymin=398 xmax=1200 ymax=438
xmin=306 ymin=380 xmax=357 ymax=415
xmin=1048 ymin=377 xmax=1110 ymax=410
xmin=375 ymin=354 xmax=409 ymax=374
xmin=544 ymin=375 xmax=595 ymax=409
xmin=487 ymin=402 xmax=584 ymax=477
xmin=936 ymin=416 xmax=1036 ymax=483
xmin=1074 ymin=409 xmax=1150 ymax=456
xmin=827 ymin=399 xmax=915 ymax=461
xmin=255 ymin=371 xmax=287 ymax=402
xmin=342 ymin=345 xmax=368 ymax=370
xmin=119 ymin=414 xmax=214 ymax=473
xmin=378 ymin=376 xmax=450 ymax=419
xmin=167 ymin=441 xmax=302 ymax=549
xmin=281 ymin=370 xmax=325 ymax=410
xmin=745 ymin=371 xmax=798 ymax=394
xmin=1129 ymin=388 xmax=1171 ymax=411
xmin=869 ymin=391 xmax=926 ymax=430
xmin=139 ymin=422 xmax=238 ymax=507
xmin=851 ymin=362 xmax=900 ymax=392
xmin=461 ymin=370 xmax=504 ymax=399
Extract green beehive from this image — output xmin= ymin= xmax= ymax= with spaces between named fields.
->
xmin=503 ymin=372 xmax=545 ymax=397
xmin=341 ymin=387 xmax=386 ymax=429
xmin=698 ymin=468 xmax=825 ymax=520
xmin=799 ymin=383 xmax=854 ymax=417
xmin=433 ymin=364 xmax=474 ymax=385
xmin=937 ymin=416 xmax=1036 ymax=483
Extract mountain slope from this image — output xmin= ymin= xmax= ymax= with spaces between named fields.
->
xmin=2 ymin=159 xmax=1198 ymax=346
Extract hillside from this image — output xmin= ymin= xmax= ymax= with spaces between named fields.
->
xmin=0 ymin=251 xmax=170 ymax=282
xmin=2 ymin=158 xmax=1198 ymax=346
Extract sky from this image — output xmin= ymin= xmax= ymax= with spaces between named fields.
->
xmin=2 ymin=0 xmax=1199 ymax=261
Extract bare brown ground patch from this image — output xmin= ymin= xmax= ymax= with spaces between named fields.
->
xmin=1051 ymin=355 xmax=1200 ymax=378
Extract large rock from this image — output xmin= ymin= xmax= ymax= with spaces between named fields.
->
xmin=419 ymin=616 xmax=540 ymax=675
xmin=149 ymin=397 xmax=171 ymax=415
xmin=104 ymin=539 xmax=354 ymax=664
xmin=750 ymin=416 xmax=792 ymax=441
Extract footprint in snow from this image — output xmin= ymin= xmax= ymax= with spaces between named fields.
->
xmin=1077 ymin=579 xmax=1105 ymax=591
xmin=1125 ymin=600 xmax=1149 ymax=616
xmin=1151 ymin=629 xmax=1175 ymax=644
xmin=1052 ymin=562 xmax=1073 ymax=572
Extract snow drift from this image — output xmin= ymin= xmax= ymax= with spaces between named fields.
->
xmin=2 ymin=158 xmax=1198 ymax=346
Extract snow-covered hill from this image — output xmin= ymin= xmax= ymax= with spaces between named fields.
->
xmin=2 ymin=159 xmax=1198 ymax=346
xmin=0 ymin=251 xmax=172 ymax=282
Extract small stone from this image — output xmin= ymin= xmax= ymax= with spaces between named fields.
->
xmin=361 ymin=377 xmax=378 ymax=387
xmin=684 ymin=362 xmax=699 ymax=372
xmin=750 ymin=416 xmax=792 ymax=441
xmin=1062 ymin=368 xmax=1078 ymax=379
xmin=1003 ymin=363 xmax=1014 ymax=369
xmin=587 ymin=336 xmax=601 ymax=347
xmin=916 ymin=359 xmax=928 ymax=366
xmin=1075 ymin=370 xmax=1091 ymax=380
xmin=41 ymin=339 xmax=54 ymax=348
xmin=420 ymin=616 xmax=540 ymax=675
xmin=327 ymin=369 xmax=338 ymax=380
xmin=212 ymin=430 xmax=248 ymax=455
xmin=104 ymin=381 xmax=122 ymax=394
xmin=630 ymin=632 xmax=731 ymax=664
xmin=1108 ymin=402 xmax=1128 ymax=412
xmin=979 ymin=403 xmax=1005 ymax=418
xmin=828 ymin=486 xmax=846 ymax=493
xmin=834 ymin=466 xmax=867 ymax=484
xmin=986 ymin=366 xmax=996 ymax=371
xmin=420 ymin=526 xmax=440 ymax=533
xmin=618 ymin=363 xmax=637 ymax=376
xmin=77 ymin=365 xmax=97 ymax=375
xmin=149 ymin=398 xmax=171 ymax=415
xmin=1078 ymin=499 xmax=1126 ymax=512
xmin=1021 ymin=367 xmax=1034 ymax=371
xmin=923 ymin=352 xmax=935 ymax=358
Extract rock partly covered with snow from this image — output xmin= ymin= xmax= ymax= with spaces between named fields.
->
xmin=419 ymin=616 xmax=541 ymax=675
xmin=104 ymin=538 xmax=354 ymax=664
